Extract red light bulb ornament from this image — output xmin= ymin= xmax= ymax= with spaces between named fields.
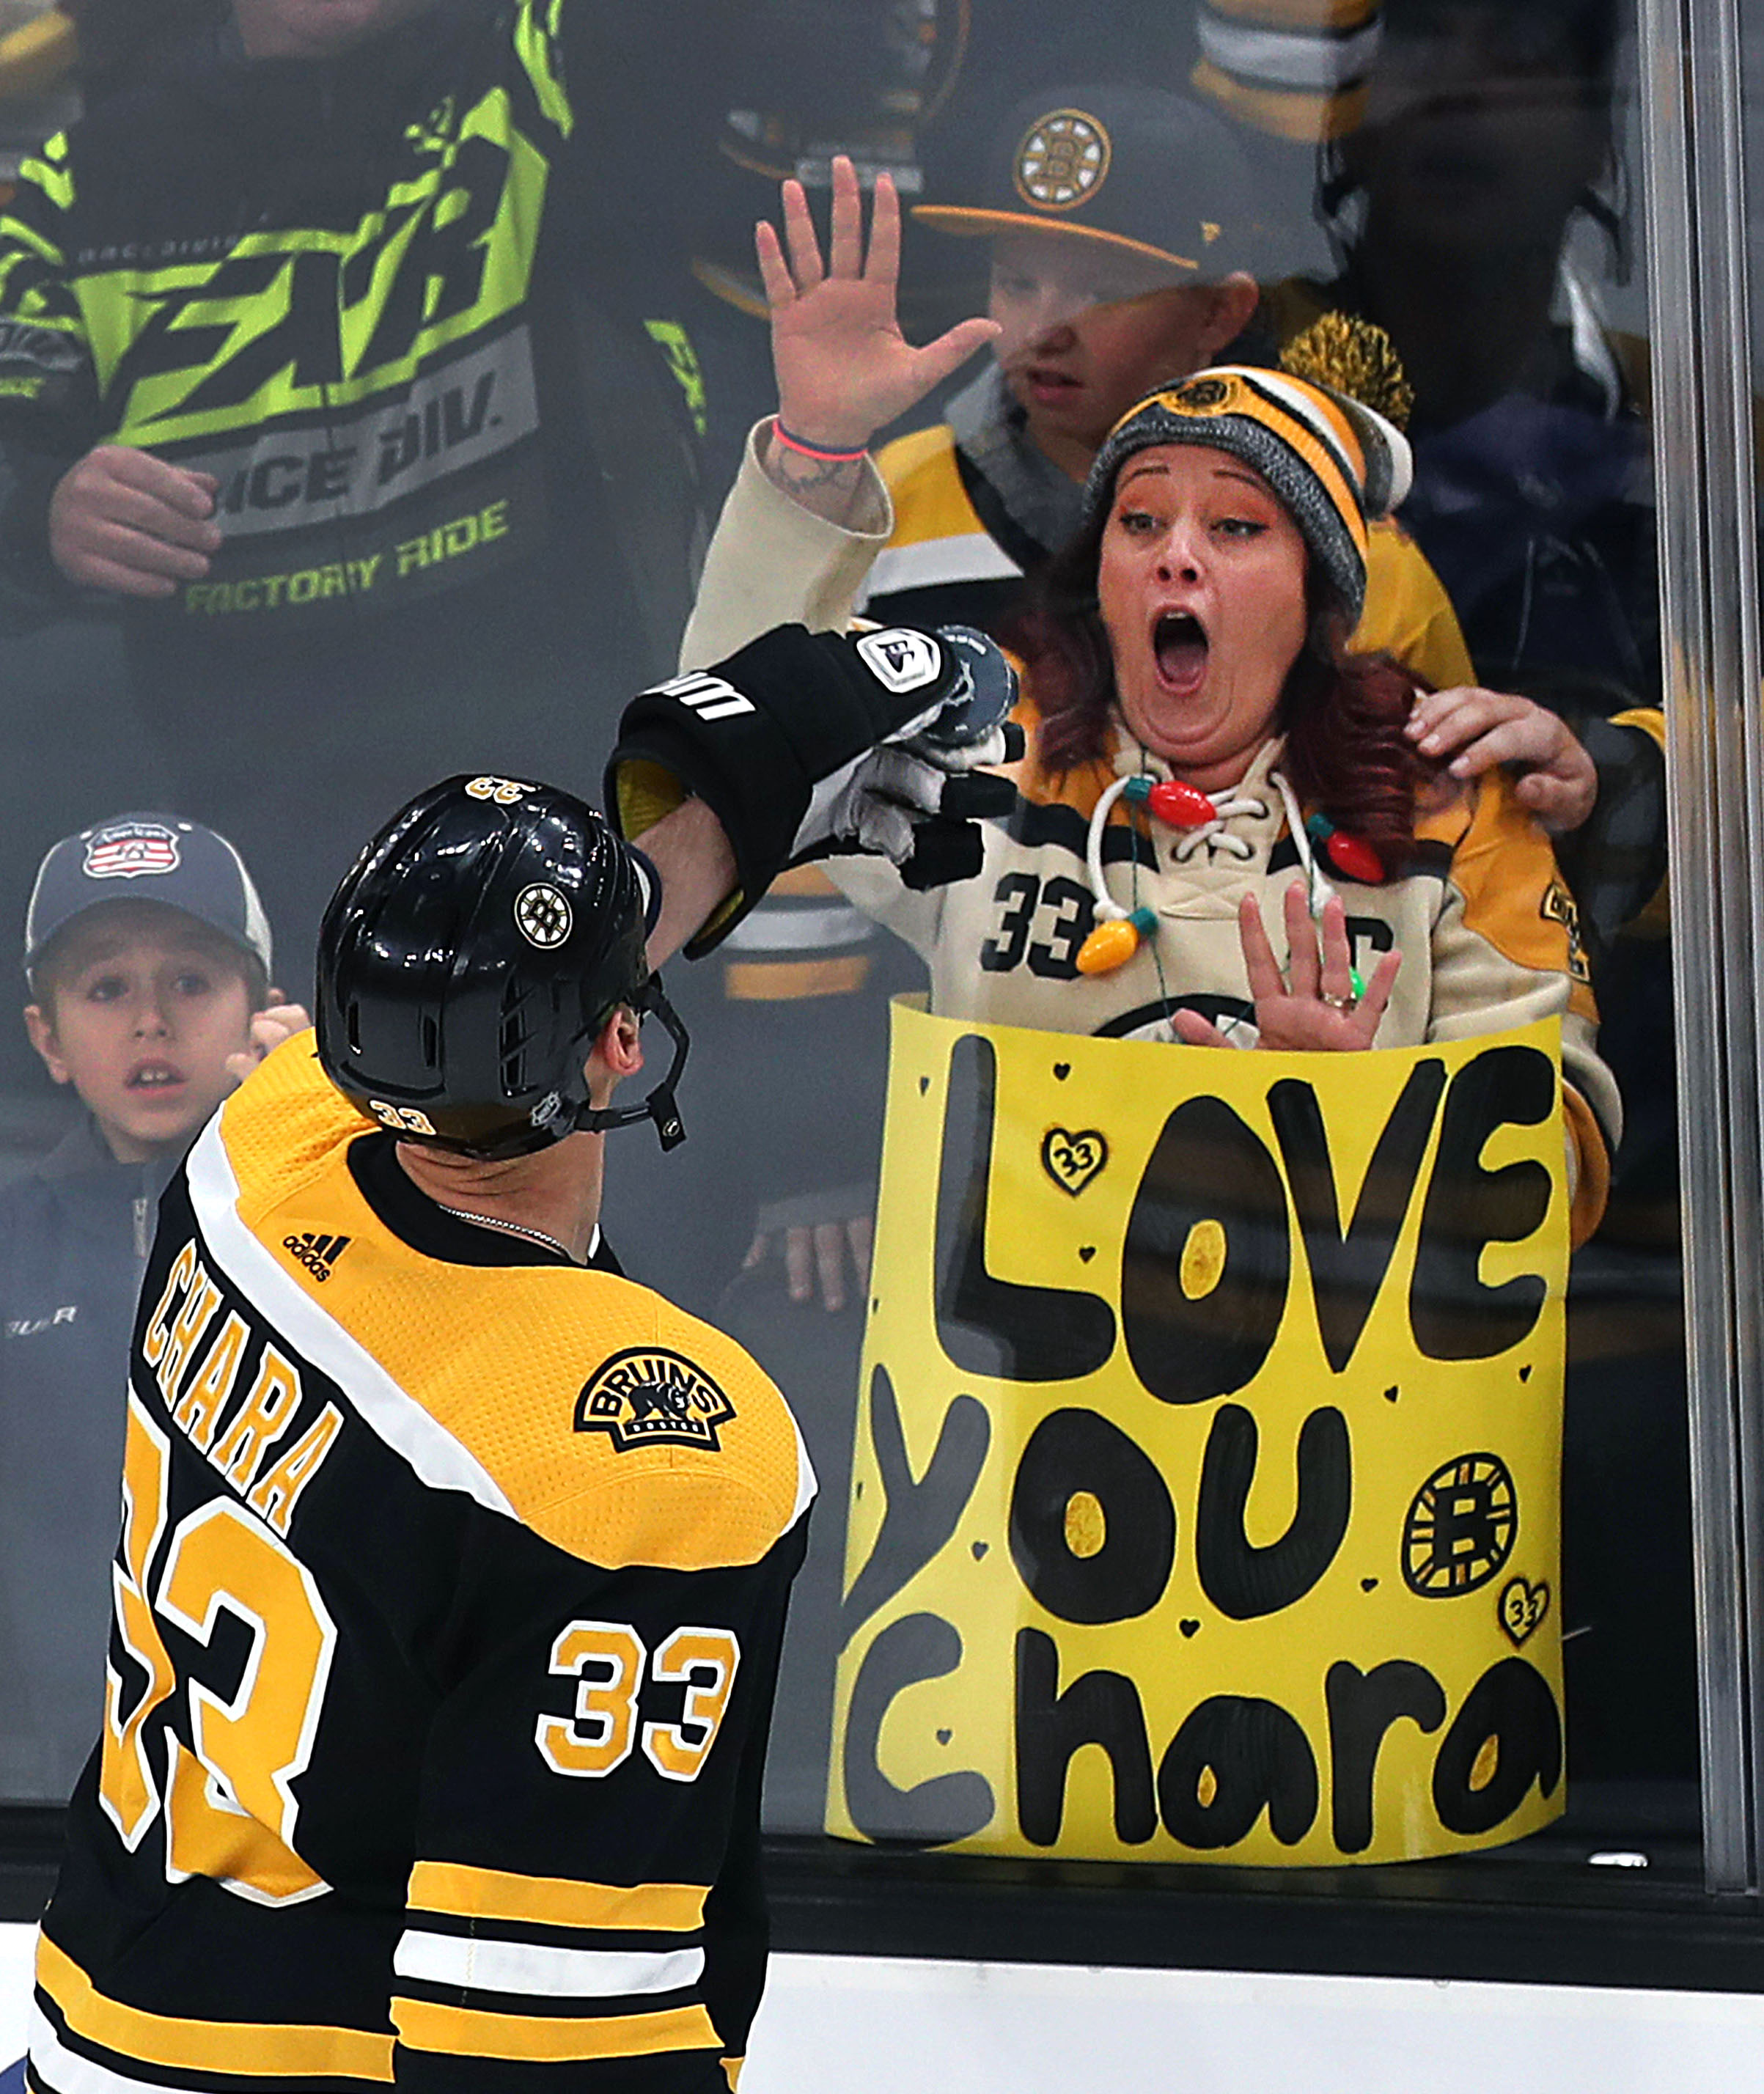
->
xmin=1120 ymin=775 xmax=1216 ymax=829
xmin=1305 ymin=812 xmax=1384 ymax=886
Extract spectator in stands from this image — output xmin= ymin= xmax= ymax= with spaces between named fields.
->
xmin=726 ymin=142 xmax=1604 ymax=1316
xmin=727 ymin=89 xmax=1580 ymax=1338
xmin=687 ymin=160 xmax=1614 ymax=1829
xmin=859 ymin=81 xmax=1475 ymax=703
xmin=0 ymin=813 xmax=301 ymax=1801
xmin=0 ymin=0 xmax=771 ymax=1317
xmin=694 ymin=165 xmax=1615 ymax=1158
xmin=0 ymin=0 xmax=710 ymax=964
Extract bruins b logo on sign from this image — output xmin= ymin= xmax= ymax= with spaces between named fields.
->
xmin=575 ymin=1348 xmax=737 ymax=1452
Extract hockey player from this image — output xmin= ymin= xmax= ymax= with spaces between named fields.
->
xmin=24 ymin=619 xmax=1015 ymax=2093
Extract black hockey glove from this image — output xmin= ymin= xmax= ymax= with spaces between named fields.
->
xmin=606 ymin=622 xmax=1022 ymax=956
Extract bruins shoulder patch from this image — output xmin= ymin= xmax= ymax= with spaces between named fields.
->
xmin=574 ymin=1348 xmax=737 ymax=1452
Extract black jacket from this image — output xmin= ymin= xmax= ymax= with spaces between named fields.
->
xmin=0 ymin=0 xmax=709 ymax=949
xmin=0 ymin=1115 xmax=173 ymax=1801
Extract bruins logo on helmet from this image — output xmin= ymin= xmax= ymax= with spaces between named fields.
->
xmin=515 ymin=882 xmax=573 ymax=949
xmin=1015 ymin=108 xmax=1111 ymax=211
xmin=574 ymin=1347 xmax=738 ymax=1453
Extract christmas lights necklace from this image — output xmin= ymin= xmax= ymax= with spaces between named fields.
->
xmin=1075 ymin=751 xmax=1383 ymax=1003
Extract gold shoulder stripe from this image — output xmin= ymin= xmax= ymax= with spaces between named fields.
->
xmin=876 ymin=425 xmax=985 ymax=549
xmin=36 ymin=1936 xmax=394 ymax=2082
xmin=1205 ymin=0 xmax=1375 ymax=27
xmin=227 ymin=1045 xmax=806 ymax=1570
xmin=408 ymin=1861 xmax=707 ymax=1934
xmin=221 ymin=1032 xmax=369 ymax=1227
xmin=392 ymin=1996 xmax=719 ymax=2063
xmin=1612 ymin=704 xmax=1666 ymax=752
xmin=1358 ymin=523 xmax=1475 ymax=690
xmin=1449 ymin=774 xmax=1587 ymax=976
xmin=725 ymin=954 xmax=871 ymax=1001
xmin=767 ymin=864 xmax=847 ymax=898
xmin=1191 ymin=59 xmax=1368 ymax=142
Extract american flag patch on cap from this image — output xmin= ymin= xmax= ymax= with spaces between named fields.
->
xmin=82 ymin=821 xmax=182 ymax=880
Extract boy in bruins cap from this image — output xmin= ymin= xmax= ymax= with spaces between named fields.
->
xmin=858 ymin=78 xmax=1474 ymax=697
xmin=0 ymin=813 xmax=304 ymax=1802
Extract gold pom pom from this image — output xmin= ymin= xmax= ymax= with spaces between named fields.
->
xmin=1281 ymin=312 xmax=1414 ymax=430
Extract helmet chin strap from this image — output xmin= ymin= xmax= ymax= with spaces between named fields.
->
xmin=573 ymin=980 xmax=691 ymax=1151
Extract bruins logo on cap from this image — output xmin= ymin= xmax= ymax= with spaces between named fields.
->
xmin=1015 ymin=108 xmax=1111 ymax=212
xmin=574 ymin=1346 xmax=738 ymax=1453
xmin=1166 ymin=373 xmax=1242 ymax=416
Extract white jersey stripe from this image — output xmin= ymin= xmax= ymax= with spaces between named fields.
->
xmin=1196 ymin=13 xmax=1382 ymax=89
xmin=29 ymin=2007 xmax=163 ymax=2094
xmin=858 ymin=531 xmax=1024 ymax=606
xmin=721 ymin=903 xmax=877 ymax=953
xmin=789 ymin=1424 xmax=817 ymax=1530
xmin=392 ymin=1930 xmax=705 ymax=1999
xmin=185 ymin=1116 xmax=517 ymax=1521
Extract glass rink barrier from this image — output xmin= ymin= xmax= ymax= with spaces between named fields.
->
xmin=0 ymin=0 xmax=1760 ymax=2081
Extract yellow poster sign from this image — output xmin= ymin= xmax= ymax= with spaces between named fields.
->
xmin=827 ymin=1001 xmax=1568 ymax=1866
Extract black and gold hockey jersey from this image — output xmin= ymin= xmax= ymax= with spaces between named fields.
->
xmin=27 ymin=1036 xmax=814 ymax=2093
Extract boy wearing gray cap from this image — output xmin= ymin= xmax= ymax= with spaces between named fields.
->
xmin=0 ymin=814 xmax=300 ymax=1801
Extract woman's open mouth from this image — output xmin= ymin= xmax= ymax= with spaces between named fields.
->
xmin=1153 ymin=610 xmax=1209 ymax=694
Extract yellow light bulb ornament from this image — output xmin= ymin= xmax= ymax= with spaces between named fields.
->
xmin=1076 ymin=906 xmax=1158 ymax=976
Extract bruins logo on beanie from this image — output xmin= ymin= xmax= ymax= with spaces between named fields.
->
xmin=1083 ymin=362 xmax=1414 ymax=625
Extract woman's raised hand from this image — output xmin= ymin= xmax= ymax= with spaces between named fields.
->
xmin=1173 ymin=883 xmax=1402 ymax=1051
xmin=755 ymin=154 xmax=999 ymax=455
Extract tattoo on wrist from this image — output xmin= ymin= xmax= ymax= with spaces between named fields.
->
xmin=771 ymin=446 xmax=864 ymax=496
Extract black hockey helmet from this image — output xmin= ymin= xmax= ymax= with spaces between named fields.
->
xmin=316 ymin=775 xmax=688 ymax=1159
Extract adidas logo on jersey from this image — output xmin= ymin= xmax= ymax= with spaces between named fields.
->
xmin=282 ymin=1232 xmax=351 ymax=1283
xmin=574 ymin=1346 xmax=737 ymax=1452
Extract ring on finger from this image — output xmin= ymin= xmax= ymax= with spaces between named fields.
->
xmin=1320 ymin=989 xmax=1359 ymax=1013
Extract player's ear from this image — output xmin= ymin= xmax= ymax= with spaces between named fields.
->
xmin=23 ymin=1003 xmax=71 ymax=1086
xmin=592 ymin=1006 xmax=644 ymax=1084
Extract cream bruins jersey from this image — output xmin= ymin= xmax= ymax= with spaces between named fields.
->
xmin=28 ymin=1037 xmax=813 ymax=2093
